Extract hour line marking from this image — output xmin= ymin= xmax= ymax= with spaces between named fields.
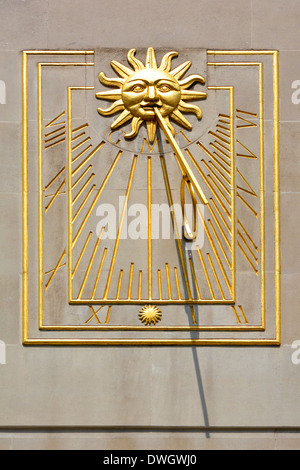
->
xmin=103 ymin=155 xmax=138 ymax=300
xmin=189 ymin=257 xmax=201 ymax=300
xmin=210 ymin=141 xmax=231 ymax=161
xmin=72 ymin=136 xmax=91 ymax=152
xmin=72 ymin=231 xmax=93 ymax=279
xmin=72 ymin=123 xmax=89 ymax=134
xmin=91 ymin=247 xmax=108 ymax=299
xmin=71 ymin=131 xmax=86 ymax=143
xmin=72 ymin=144 xmax=93 ymax=164
xmin=72 ymin=149 xmax=123 ymax=248
xmin=186 ymin=147 xmax=231 ymax=220
xmin=72 ymin=172 xmax=95 ymax=205
xmin=77 ymin=230 xmax=104 ymax=299
xmin=196 ymin=247 xmax=215 ymax=300
xmin=72 ymin=141 xmax=105 ymax=177
xmin=71 ymin=165 xmax=92 ymax=190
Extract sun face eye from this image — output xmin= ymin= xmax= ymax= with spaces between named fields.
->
xmin=131 ymin=84 xmax=145 ymax=93
xmin=158 ymin=84 xmax=172 ymax=92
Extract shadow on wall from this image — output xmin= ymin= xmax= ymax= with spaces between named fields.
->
xmin=155 ymin=126 xmax=210 ymax=437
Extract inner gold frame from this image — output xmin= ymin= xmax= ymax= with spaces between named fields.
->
xmin=67 ymin=85 xmax=235 ymax=306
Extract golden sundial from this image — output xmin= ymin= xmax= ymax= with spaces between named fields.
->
xmin=22 ymin=47 xmax=281 ymax=345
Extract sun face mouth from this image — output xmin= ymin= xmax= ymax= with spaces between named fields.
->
xmin=140 ymin=102 xmax=162 ymax=116
xmin=141 ymin=103 xmax=161 ymax=109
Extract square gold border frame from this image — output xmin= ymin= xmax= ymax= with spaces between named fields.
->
xmin=22 ymin=50 xmax=280 ymax=346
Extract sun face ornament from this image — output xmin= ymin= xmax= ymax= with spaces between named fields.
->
xmin=96 ymin=47 xmax=209 ymax=207
xmin=95 ymin=47 xmax=207 ymax=144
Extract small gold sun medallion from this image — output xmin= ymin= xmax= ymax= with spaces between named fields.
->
xmin=138 ymin=305 xmax=162 ymax=326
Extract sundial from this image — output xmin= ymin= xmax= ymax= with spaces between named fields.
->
xmin=22 ymin=47 xmax=280 ymax=345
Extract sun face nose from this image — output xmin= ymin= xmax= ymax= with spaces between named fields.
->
xmin=145 ymin=85 xmax=158 ymax=102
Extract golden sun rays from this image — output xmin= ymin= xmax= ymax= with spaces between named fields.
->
xmin=96 ymin=47 xmax=207 ymax=143
xmin=138 ymin=305 xmax=162 ymax=326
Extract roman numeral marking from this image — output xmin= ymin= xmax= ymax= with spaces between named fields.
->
xmin=237 ymin=218 xmax=259 ymax=275
xmin=237 ymin=218 xmax=258 ymax=252
xmin=44 ymin=111 xmax=66 ymax=149
xmin=44 ymin=166 xmax=65 ymax=191
xmin=45 ymin=111 xmax=66 ymax=128
xmin=236 ymin=109 xmax=258 ymax=129
xmin=45 ymin=178 xmax=66 ymax=213
xmin=231 ymin=305 xmax=249 ymax=324
xmin=175 ymin=130 xmax=191 ymax=143
xmin=236 ymin=168 xmax=257 ymax=198
xmin=85 ymin=305 xmax=111 ymax=325
xmin=45 ymin=248 xmax=66 ymax=291
xmin=236 ymin=193 xmax=258 ymax=217
xmin=236 ymin=139 xmax=258 ymax=159
xmin=236 ymin=168 xmax=258 ymax=217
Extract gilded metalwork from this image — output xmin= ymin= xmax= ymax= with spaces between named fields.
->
xmin=22 ymin=49 xmax=281 ymax=345
xmin=96 ymin=47 xmax=207 ymax=143
xmin=138 ymin=305 xmax=162 ymax=326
